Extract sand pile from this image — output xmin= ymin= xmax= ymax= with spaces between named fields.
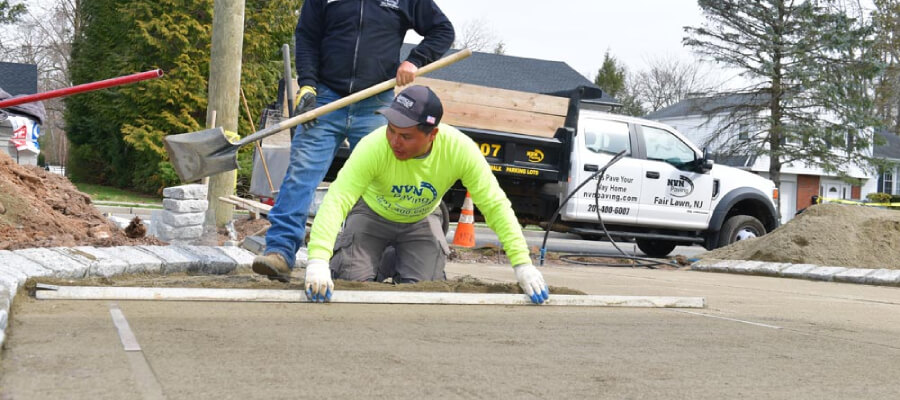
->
xmin=0 ymin=152 xmax=162 ymax=250
xmin=702 ymin=203 xmax=900 ymax=269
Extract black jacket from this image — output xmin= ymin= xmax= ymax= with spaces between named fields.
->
xmin=294 ymin=0 xmax=454 ymax=96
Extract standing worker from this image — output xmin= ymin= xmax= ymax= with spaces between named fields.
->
xmin=252 ymin=0 xmax=455 ymax=281
xmin=302 ymin=85 xmax=550 ymax=304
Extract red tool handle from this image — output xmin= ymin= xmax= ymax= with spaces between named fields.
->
xmin=0 ymin=69 xmax=164 ymax=108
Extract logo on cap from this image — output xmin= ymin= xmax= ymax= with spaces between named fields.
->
xmin=396 ymin=94 xmax=415 ymax=110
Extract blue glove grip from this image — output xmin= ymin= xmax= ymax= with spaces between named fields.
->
xmin=306 ymin=287 xmax=333 ymax=303
xmin=528 ymin=287 xmax=550 ymax=304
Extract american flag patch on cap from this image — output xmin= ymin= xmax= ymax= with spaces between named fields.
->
xmin=426 ymin=116 xmax=436 ymax=124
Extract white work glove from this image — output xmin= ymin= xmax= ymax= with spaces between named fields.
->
xmin=305 ymin=259 xmax=334 ymax=303
xmin=514 ymin=264 xmax=549 ymax=304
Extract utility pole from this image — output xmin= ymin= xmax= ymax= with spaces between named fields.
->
xmin=205 ymin=0 xmax=244 ymax=228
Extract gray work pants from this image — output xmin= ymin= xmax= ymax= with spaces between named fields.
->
xmin=330 ymin=200 xmax=449 ymax=283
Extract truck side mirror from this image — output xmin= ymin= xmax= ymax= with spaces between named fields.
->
xmin=697 ymin=148 xmax=714 ymax=173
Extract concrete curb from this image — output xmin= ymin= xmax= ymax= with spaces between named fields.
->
xmin=692 ymin=259 xmax=900 ymax=286
xmin=0 ymin=245 xmax=256 ymax=349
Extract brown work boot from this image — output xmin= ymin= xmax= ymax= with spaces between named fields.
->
xmin=252 ymin=253 xmax=292 ymax=283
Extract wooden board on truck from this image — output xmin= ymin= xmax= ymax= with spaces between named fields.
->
xmin=405 ymin=77 xmax=569 ymax=138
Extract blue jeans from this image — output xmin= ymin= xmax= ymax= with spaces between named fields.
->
xmin=265 ymin=85 xmax=393 ymax=267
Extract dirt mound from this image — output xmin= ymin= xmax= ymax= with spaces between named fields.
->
xmin=0 ymin=152 xmax=163 ymax=250
xmin=702 ymin=203 xmax=900 ymax=269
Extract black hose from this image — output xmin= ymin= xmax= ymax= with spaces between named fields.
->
xmin=538 ymin=150 xmax=670 ymax=269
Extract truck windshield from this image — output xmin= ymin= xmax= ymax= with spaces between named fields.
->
xmin=642 ymin=125 xmax=695 ymax=167
xmin=583 ymin=119 xmax=631 ymax=156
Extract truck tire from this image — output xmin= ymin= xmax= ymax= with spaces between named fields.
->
xmin=636 ymin=239 xmax=677 ymax=258
xmin=717 ymin=215 xmax=766 ymax=247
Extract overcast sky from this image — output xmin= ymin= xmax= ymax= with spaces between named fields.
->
xmin=407 ymin=0 xmax=708 ymax=81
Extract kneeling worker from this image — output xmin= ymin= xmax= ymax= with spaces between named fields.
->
xmin=301 ymin=85 xmax=549 ymax=304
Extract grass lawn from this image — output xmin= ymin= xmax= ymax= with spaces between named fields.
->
xmin=73 ymin=183 xmax=163 ymax=206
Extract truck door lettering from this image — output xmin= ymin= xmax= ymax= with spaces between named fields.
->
xmin=671 ymin=199 xmax=692 ymax=208
xmin=656 ymin=196 xmax=695 ymax=208
xmin=587 ymin=204 xmax=631 ymax=215
xmin=583 ymin=191 xmax=638 ymax=203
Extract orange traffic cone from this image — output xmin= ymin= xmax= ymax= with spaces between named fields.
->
xmin=452 ymin=192 xmax=476 ymax=248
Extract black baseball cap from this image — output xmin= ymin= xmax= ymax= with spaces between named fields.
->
xmin=377 ymin=85 xmax=443 ymax=128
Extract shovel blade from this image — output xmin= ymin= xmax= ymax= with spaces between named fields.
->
xmin=163 ymin=127 xmax=240 ymax=182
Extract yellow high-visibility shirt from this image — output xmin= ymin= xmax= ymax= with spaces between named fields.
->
xmin=307 ymin=123 xmax=531 ymax=267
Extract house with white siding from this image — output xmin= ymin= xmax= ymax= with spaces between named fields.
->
xmin=874 ymin=130 xmax=900 ymax=196
xmin=0 ymin=61 xmax=45 ymax=166
xmin=646 ymin=94 xmax=883 ymax=223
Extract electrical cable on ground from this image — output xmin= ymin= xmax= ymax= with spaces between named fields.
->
xmin=538 ymin=150 xmax=670 ymax=269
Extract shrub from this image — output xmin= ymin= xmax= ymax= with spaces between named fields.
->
xmin=866 ymin=192 xmax=892 ymax=204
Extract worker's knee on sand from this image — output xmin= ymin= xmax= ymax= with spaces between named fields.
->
xmin=375 ymin=246 xmax=447 ymax=283
xmin=331 ymin=242 xmax=448 ymax=283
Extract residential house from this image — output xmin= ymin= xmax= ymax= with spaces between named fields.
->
xmin=646 ymin=93 xmax=877 ymax=224
xmin=0 ymin=61 xmax=45 ymax=166
xmin=875 ymin=130 xmax=900 ymax=195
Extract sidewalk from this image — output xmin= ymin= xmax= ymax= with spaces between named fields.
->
xmin=692 ymin=258 xmax=900 ymax=286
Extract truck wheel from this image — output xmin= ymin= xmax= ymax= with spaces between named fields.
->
xmin=717 ymin=215 xmax=765 ymax=247
xmin=636 ymin=239 xmax=677 ymax=258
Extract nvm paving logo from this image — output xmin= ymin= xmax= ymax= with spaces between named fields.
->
xmin=667 ymin=175 xmax=694 ymax=197
xmin=526 ymin=149 xmax=545 ymax=163
xmin=390 ymin=181 xmax=438 ymax=204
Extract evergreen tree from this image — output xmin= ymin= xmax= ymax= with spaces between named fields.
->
xmin=683 ymin=0 xmax=883 ymax=195
xmin=872 ymin=0 xmax=900 ymax=133
xmin=593 ymin=51 xmax=625 ymax=99
xmin=0 ymin=0 xmax=25 ymax=24
xmin=592 ymin=51 xmax=645 ymax=117
xmin=616 ymin=86 xmax=646 ymax=117
xmin=66 ymin=0 xmax=296 ymax=193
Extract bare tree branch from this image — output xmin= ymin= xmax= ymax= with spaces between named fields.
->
xmin=452 ymin=18 xmax=504 ymax=53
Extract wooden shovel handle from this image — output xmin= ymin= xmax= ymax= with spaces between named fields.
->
xmin=237 ymin=49 xmax=472 ymax=146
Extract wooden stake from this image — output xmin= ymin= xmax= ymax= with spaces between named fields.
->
xmin=240 ymin=87 xmax=277 ymax=196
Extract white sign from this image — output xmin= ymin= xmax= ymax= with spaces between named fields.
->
xmin=8 ymin=115 xmax=41 ymax=154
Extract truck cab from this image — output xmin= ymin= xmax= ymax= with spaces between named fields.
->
xmin=560 ymin=106 xmax=780 ymax=256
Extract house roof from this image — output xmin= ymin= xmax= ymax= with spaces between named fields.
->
xmin=0 ymin=62 xmax=45 ymax=124
xmin=400 ymin=44 xmax=615 ymax=102
xmin=645 ymin=92 xmax=771 ymax=120
xmin=0 ymin=62 xmax=38 ymax=96
xmin=714 ymin=154 xmax=757 ymax=169
xmin=649 ymin=93 xmax=900 ymax=163
xmin=875 ymin=130 xmax=900 ymax=160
